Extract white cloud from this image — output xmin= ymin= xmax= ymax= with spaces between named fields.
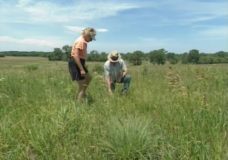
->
xmin=0 ymin=36 xmax=62 ymax=48
xmin=183 ymin=15 xmax=218 ymax=24
xmin=163 ymin=0 xmax=228 ymax=17
xmin=17 ymin=0 xmax=33 ymax=7
xmin=145 ymin=0 xmax=228 ymax=26
xmin=97 ymin=28 xmax=109 ymax=33
xmin=65 ymin=26 xmax=83 ymax=33
xmin=199 ymin=26 xmax=228 ymax=38
xmin=65 ymin=26 xmax=108 ymax=33
xmin=0 ymin=0 xmax=227 ymax=52
xmin=1 ymin=0 xmax=227 ymax=25
xmin=0 ymin=0 xmax=140 ymax=23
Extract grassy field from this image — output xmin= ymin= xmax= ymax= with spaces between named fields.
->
xmin=0 ymin=56 xmax=228 ymax=160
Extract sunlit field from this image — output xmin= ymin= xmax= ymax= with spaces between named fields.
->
xmin=0 ymin=56 xmax=227 ymax=160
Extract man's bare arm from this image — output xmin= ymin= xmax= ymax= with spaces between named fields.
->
xmin=72 ymin=48 xmax=85 ymax=75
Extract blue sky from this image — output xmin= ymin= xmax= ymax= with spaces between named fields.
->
xmin=0 ymin=0 xmax=228 ymax=53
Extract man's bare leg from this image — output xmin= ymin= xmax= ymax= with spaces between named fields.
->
xmin=76 ymin=74 xmax=92 ymax=101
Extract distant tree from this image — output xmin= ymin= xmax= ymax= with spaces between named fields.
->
xmin=0 ymin=53 xmax=5 ymax=57
xmin=90 ymin=50 xmax=99 ymax=55
xmin=100 ymin=52 xmax=108 ymax=62
xmin=215 ymin=51 xmax=226 ymax=58
xmin=166 ymin=52 xmax=178 ymax=64
xmin=149 ymin=49 xmax=167 ymax=65
xmin=0 ymin=51 xmax=49 ymax=57
xmin=187 ymin=49 xmax=200 ymax=64
xmin=181 ymin=52 xmax=189 ymax=64
xmin=121 ymin=52 xmax=131 ymax=61
xmin=48 ymin=48 xmax=63 ymax=61
xmin=87 ymin=50 xmax=99 ymax=61
xmin=128 ymin=50 xmax=143 ymax=65
xmin=62 ymin=45 xmax=72 ymax=60
xmin=87 ymin=50 xmax=107 ymax=62
xmin=198 ymin=55 xmax=214 ymax=64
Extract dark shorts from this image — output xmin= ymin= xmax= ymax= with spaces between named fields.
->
xmin=68 ymin=58 xmax=88 ymax=81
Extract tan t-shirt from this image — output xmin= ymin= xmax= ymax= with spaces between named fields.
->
xmin=104 ymin=59 xmax=127 ymax=82
xmin=71 ymin=36 xmax=87 ymax=59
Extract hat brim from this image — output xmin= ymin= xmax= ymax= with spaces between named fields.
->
xmin=108 ymin=56 xmax=120 ymax=62
xmin=109 ymin=59 xmax=119 ymax=62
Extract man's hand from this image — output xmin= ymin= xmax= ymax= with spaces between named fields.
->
xmin=108 ymin=89 xmax=113 ymax=96
xmin=117 ymin=72 xmax=126 ymax=82
xmin=105 ymin=76 xmax=113 ymax=95
xmin=80 ymin=69 xmax=86 ymax=77
xmin=108 ymin=81 xmax=113 ymax=96
xmin=122 ymin=71 xmax=127 ymax=77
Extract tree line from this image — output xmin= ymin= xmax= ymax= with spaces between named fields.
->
xmin=1 ymin=45 xmax=228 ymax=65
xmin=0 ymin=51 xmax=50 ymax=57
xmin=48 ymin=45 xmax=228 ymax=65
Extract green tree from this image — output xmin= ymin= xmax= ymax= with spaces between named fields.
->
xmin=0 ymin=53 xmax=5 ymax=57
xmin=87 ymin=50 xmax=99 ymax=61
xmin=215 ymin=51 xmax=226 ymax=58
xmin=181 ymin=53 xmax=189 ymax=64
xmin=100 ymin=52 xmax=108 ymax=62
xmin=198 ymin=55 xmax=214 ymax=64
xmin=187 ymin=49 xmax=200 ymax=64
xmin=48 ymin=48 xmax=63 ymax=61
xmin=149 ymin=49 xmax=167 ymax=65
xmin=128 ymin=50 xmax=143 ymax=65
xmin=166 ymin=52 xmax=178 ymax=64
xmin=62 ymin=45 xmax=72 ymax=60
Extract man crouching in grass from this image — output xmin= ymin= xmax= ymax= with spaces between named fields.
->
xmin=104 ymin=50 xmax=132 ymax=95
xmin=68 ymin=27 xmax=96 ymax=102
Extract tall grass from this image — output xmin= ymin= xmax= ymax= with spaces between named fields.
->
xmin=0 ymin=57 xmax=227 ymax=159
xmin=100 ymin=116 xmax=162 ymax=160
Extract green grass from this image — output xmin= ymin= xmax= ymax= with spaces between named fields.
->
xmin=0 ymin=56 xmax=228 ymax=159
xmin=100 ymin=116 xmax=161 ymax=159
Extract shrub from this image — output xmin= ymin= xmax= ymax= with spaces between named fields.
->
xmin=0 ymin=54 xmax=5 ymax=57
xmin=24 ymin=64 xmax=39 ymax=71
xmin=100 ymin=116 xmax=160 ymax=159
xmin=92 ymin=64 xmax=103 ymax=74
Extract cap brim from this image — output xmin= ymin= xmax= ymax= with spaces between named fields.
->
xmin=91 ymin=35 xmax=96 ymax=41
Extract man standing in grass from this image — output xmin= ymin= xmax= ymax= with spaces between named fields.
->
xmin=104 ymin=50 xmax=131 ymax=95
xmin=68 ymin=27 xmax=96 ymax=101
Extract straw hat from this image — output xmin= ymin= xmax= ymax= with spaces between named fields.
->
xmin=108 ymin=50 xmax=121 ymax=62
xmin=82 ymin=27 xmax=96 ymax=40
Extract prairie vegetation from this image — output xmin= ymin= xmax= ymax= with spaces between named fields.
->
xmin=0 ymin=57 xmax=227 ymax=159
